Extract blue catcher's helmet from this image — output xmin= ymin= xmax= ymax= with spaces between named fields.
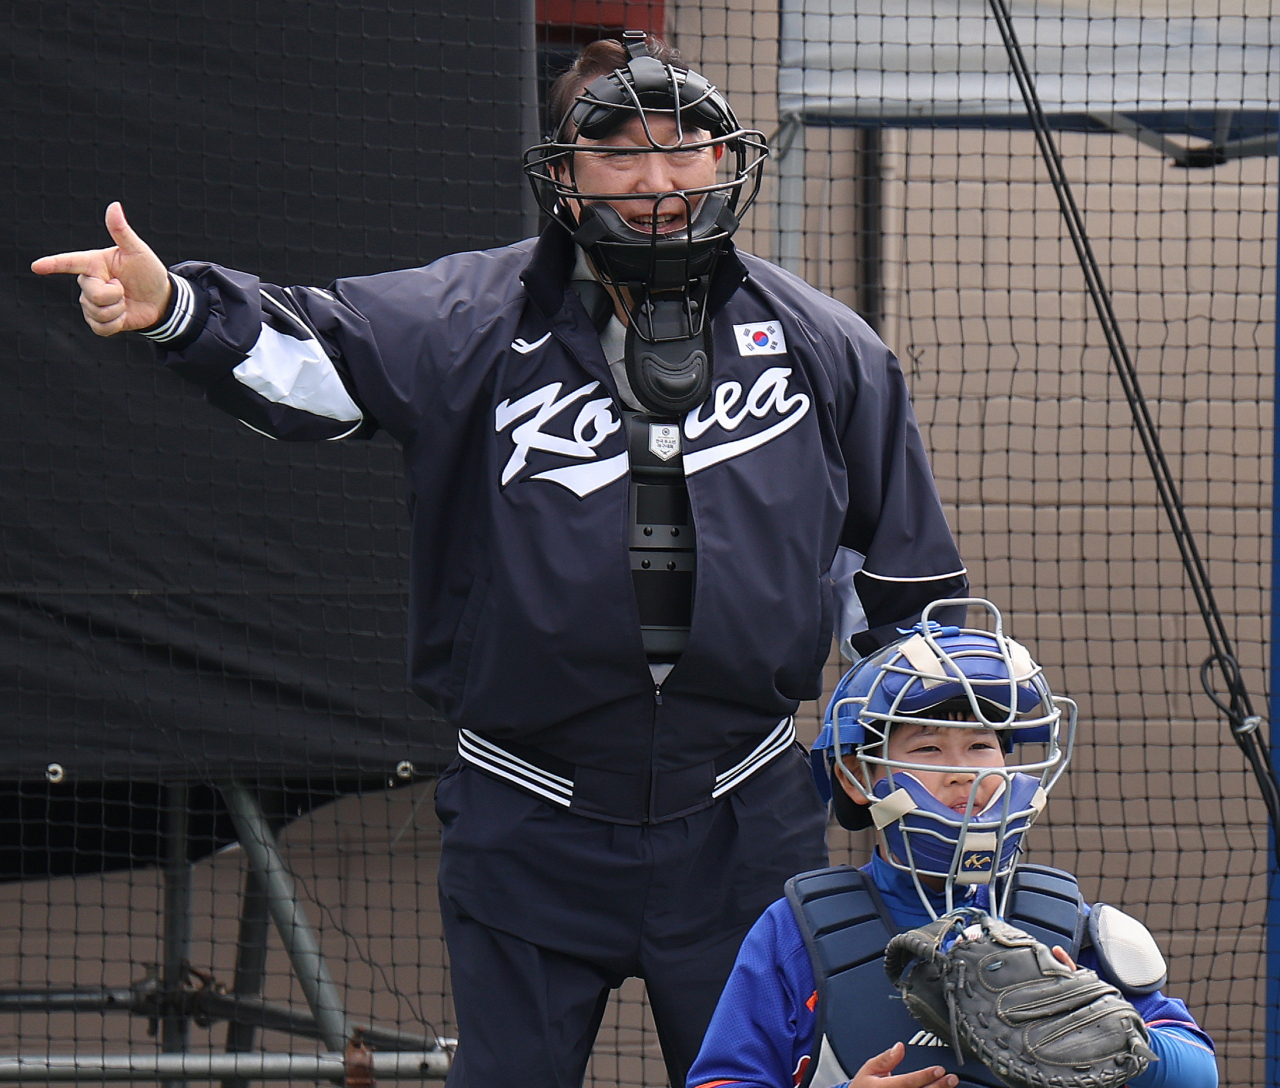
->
xmin=812 ymin=598 xmax=1076 ymax=917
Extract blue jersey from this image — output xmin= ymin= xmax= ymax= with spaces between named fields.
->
xmin=687 ymin=856 xmax=1216 ymax=1088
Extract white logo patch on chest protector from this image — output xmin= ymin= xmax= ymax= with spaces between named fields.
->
xmin=733 ymin=320 xmax=787 ymax=356
xmin=648 ymin=423 xmax=681 ymax=461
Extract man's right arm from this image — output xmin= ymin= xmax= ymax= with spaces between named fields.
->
xmin=33 ymin=202 xmax=372 ymax=442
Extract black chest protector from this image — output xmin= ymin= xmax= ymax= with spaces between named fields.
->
xmin=785 ymin=865 xmax=1087 ymax=1088
xmin=572 ymin=279 xmax=698 ymax=661
xmin=624 ymin=411 xmax=695 ymax=659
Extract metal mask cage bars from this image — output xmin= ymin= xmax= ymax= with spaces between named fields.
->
xmin=839 ymin=598 xmax=1062 ymax=733
xmin=522 ymin=132 xmax=769 ymax=216
xmin=859 ymin=672 xmax=1059 ymax=733
xmin=566 ymin=61 xmax=721 ymax=147
xmin=849 ymin=694 xmax=1076 ymax=813
xmin=882 ymin=767 xmax=1045 ymax=918
xmin=827 ymin=693 xmax=1069 ymax=767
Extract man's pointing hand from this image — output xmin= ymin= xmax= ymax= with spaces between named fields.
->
xmin=31 ymin=202 xmax=171 ymax=337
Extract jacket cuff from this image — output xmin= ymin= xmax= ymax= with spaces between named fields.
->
xmin=136 ymin=273 xmax=207 ymax=350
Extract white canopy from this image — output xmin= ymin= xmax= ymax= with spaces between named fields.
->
xmin=778 ymin=0 xmax=1277 ymax=160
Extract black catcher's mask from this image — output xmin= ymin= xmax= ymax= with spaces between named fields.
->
xmin=524 ymin=32 xmax=768 ymax=416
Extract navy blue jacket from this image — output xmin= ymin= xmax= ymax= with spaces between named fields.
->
xmin=155 ymin=223 xmax=966 ymax=821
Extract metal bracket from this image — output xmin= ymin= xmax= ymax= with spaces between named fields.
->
xmin=1088 ymin=110 xmax=1279 ymax=168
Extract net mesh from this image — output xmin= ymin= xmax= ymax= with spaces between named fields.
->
xmin=1 ymin=0 xmax=1275 ymax=1085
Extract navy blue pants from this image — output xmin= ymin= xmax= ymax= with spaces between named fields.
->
xmin=434 ymin=744 xmax=828 ymax=1088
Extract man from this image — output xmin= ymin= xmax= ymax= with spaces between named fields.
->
xmin=32 ymin=33 xmax=967 ymax=1087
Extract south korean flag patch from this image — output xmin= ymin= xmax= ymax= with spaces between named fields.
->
xmin=733 ymin=320 xmax=787 ymax=356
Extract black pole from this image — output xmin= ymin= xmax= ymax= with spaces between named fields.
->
xmin=855 ymin=127 xmax=884 ymax=334
xmin=222 ymin=868 xmax=272 ymax=1088
xmin=161 ymin=783 xmax=192 ymax=1088
xmin=520 ymin=0 xmax=541 ymax=236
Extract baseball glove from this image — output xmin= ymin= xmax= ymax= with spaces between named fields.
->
xmin=883 ymin=909 xmax=1156 ymax=1088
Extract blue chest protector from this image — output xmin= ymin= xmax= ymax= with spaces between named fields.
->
xmin=785 ymin=864 xmax=1087 ymax=1088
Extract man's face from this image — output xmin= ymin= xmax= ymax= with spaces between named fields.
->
xmin=839 ymin=721 xmax=1007 ymax=817
xmin=560 ymin=112 xmax=724 ymax=236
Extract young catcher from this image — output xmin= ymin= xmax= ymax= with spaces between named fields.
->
xmin=686 ymin=598 xmax=1217 ymax=1088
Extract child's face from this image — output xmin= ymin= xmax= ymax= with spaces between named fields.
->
xmin=884 ymin=722 xmax=1007 ymax=814
xmin=839 ymin=721 xmax=1008 ymax=815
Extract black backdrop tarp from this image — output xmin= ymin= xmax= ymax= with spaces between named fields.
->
xmin=1 ymin=1 xmax=528 ymax=786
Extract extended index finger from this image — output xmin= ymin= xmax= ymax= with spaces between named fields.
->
xmin=31 ymin=249 xmax=109 ymax=277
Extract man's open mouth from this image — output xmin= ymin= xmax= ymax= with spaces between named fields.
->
xmin=627 ymin=210 xmax=688 ymax=234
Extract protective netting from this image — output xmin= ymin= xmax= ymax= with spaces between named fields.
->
xmin=772 ymin=58 xmax=1275 ymax=1088
xmin=2 ymin=0 xmax=1276 ymax=1086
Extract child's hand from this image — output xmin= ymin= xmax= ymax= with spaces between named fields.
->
xmin=850 ymin=1041 xmax=959 ymax=1088
xmin=1051 ymin=945 xmax=1077 ymax=971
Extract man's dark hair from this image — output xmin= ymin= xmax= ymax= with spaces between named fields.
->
xmin=545 ymin=34 xmax=682 ymax=138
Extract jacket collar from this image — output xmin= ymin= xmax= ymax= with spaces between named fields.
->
xmin=519 ymin=219 xmax=750 ymax=323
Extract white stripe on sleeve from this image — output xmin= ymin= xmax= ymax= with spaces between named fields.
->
xmin=232 ymin=323 xmax=363 ymax=423
xmin=139 ymin=275 xmax=195 ymax=344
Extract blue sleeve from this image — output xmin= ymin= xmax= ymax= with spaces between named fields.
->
xmin=1129 ymin=1024 xmax=1218 ymax=1088
xmin=687 ymin=899 xmax=819 ymax=1088
xmin=1074 ymin=948 xmax=1216 ymax=1088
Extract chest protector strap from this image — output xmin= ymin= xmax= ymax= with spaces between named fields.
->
xmin=785 ymin=865 xmax=1086 ymax=1088
xmin=625 ymin=411 xmax=696 ymax=660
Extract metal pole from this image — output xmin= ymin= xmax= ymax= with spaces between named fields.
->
xmin=1269 ymin=196 xmax=1280 ymax=1088
xmin=519 ymin=0 xmax=541 ymax=236
xmin=0 ymin=1051 xmax=450 ymax=1082
xmin=854 ymin=127 xmax=884 ymax=334
xmin=0 ymin=989 xmax=140 ymax=1013
xmin=217 ymin=782 xmax=349 ymax=1052
xmin=222 ymin=867 xmax=272 ymax=1088
xmin=774 ymin=115 xmax=806 ymax=276
xmin=161 ymin=783 xmax=192 ymax=1088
